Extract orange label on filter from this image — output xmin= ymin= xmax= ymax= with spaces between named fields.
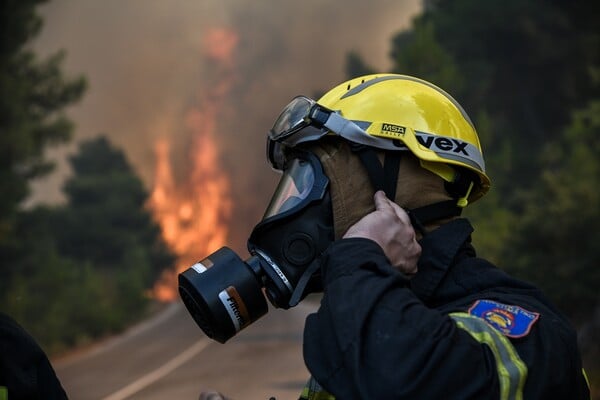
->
xmin=218 ymin=286 xmax=250 ymax=332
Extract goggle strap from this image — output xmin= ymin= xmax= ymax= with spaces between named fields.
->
xmin=310 ymin=107 xmax=330 ymax=127
xmin=324 ymin=113 xmax=397 ymax=150
xmin=322 ymin=111 xmax=350 ymax=134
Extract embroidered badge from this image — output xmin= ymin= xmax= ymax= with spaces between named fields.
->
xmin=468 ymin=299 xmax=540 ymax=338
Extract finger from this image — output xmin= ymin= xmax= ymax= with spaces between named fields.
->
xmin=373 ymin=190 xmax=395 ymax=213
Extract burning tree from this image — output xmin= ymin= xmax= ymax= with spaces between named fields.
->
xmin=148 ymin=28 xmax=238 ymax=301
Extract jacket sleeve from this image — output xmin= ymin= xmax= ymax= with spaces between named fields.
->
xmin=303 ymin=238 xmax=501 ymax=400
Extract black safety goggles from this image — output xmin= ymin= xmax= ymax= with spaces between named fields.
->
xmin=267 ymin=96 xmax=403 ymax=170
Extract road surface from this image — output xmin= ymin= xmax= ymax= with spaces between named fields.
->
xmin=53 ymin=298 xmax=319 ymax=400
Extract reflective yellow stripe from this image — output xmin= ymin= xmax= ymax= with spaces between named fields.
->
xmin=450 ymin=312 xmax=527 ymax=400
xmin=300 ymin=377 xmax=336 ymax=400
xmin=582 ymin=368 xmax=591 ymax=399
xmin=300 ymin=386 xmax=310 ymax=399
xmin=0 ymin=386 xmax=6 ymax=400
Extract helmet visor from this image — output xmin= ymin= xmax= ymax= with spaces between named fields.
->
xmin=263 ymin=152 xmax=328 ymax=220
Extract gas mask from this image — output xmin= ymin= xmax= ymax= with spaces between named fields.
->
xmin=178 ymin=149 xmax=334 ymax=343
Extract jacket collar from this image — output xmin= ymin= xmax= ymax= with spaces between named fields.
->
xmin=409 ymin=218 xmax=474 ymax=303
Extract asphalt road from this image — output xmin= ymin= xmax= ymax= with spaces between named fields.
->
xmin=53 ymin=299 xmax=319 ymax=400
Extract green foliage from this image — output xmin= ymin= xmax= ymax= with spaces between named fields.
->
xmin=390 ymin=19 xmax=464 ymax=95
xmin=57 ymin=136 xmax=175 ymax=287
xmin=4 ymin=244 xmax=107 ymax=353
xmin=501 ymin=101 xmax=600 ymax=321
xmin=3 ymin=206 xmax=107 ymax=352
xmin=501 ymin=101 xmax=600 ymax=384
xmin=0 ymin=0 xmax=86 ymax=243
xmin=2 ymin=137 xmax=175 ymax=353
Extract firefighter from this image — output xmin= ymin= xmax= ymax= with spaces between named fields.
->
xmin=260 ymin=74 xmax=590 ymax=399
xmin=197 ymin=73 xmax=590 ymax=399
xmin=0 ymin=313 xmax=68 ymax=399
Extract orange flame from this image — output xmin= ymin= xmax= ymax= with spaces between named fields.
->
xmin=149 ymin=27 xmax=238 ymax=301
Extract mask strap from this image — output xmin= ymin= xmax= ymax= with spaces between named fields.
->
xmin=288 ymin=259 xmax=322 ymax=307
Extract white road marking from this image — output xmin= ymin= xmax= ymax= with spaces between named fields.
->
xmin=54 ymin=303 xmax=182 ymax=368
xmin=101 ymin=339 xmax=210 ymax=400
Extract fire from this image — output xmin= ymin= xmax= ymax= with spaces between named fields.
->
xmin=148 ymin=27 xmax=238 ymax=302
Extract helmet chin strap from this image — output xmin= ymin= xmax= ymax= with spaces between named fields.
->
xmin=407 ymin=200 xmax=463 ymax=235
xmin=349 ymin=143 xmax=401 ymax=200
xmin=349 ymin=143 xmax=463 ymax=236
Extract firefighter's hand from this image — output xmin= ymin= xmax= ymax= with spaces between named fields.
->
xmin=343 ymin=190 xmax=421 ymax=276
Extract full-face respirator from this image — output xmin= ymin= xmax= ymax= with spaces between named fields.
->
xmin=179 ymin=75 xmax=488 ymax=343
xmin=178 ymin=150 xmax=334 ymax=343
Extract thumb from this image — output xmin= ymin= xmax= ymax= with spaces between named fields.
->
xmin=374 ymin=190 xmax=394 ymax=213
xmin=374 ymin=190 xmax=412 ymax=226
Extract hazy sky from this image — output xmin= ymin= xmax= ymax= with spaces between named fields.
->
xmin=31 ymin=0 xmax=422 ymax=250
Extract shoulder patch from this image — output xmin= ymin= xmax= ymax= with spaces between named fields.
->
xmin=468 ymin=299 xmax=540 ymax=338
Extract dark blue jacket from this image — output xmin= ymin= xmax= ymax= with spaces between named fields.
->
xmin=303 ymin=218 xmax=590 ymax=399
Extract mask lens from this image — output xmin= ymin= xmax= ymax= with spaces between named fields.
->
xmin=270 ymin=96 xmax=313 ymax=140
xmin=263 ymin=158 xmax=316 ymax=219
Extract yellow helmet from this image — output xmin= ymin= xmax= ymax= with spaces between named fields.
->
xmin=317 ymin=74 xmax=490 ymax=202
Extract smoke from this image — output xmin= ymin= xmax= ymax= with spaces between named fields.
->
xmin=31 ymin=0 xmax=421 ymax=252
